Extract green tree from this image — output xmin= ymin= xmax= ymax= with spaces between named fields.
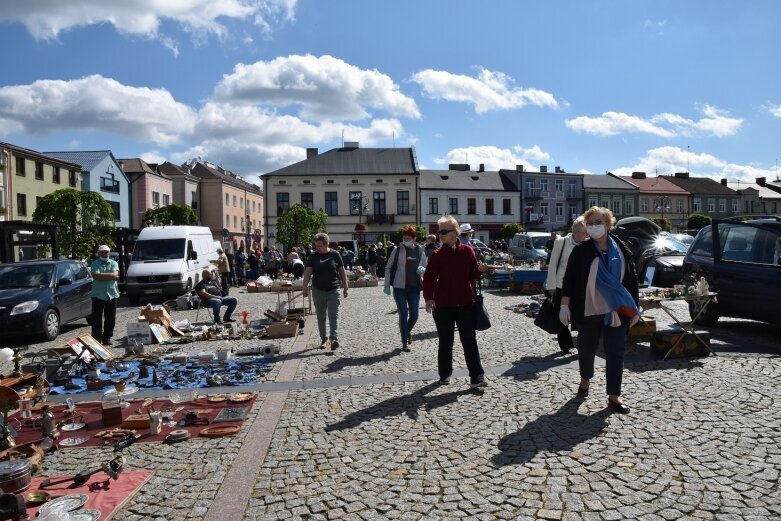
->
xmin=498 ymin=222 xmax=524 ymax=239
xmin=650 ymin=217 xmax=673 ymax=232
xmin=687 ymin=213 xmax=712 ymax=231
xmin=32 ymin=188 xmax=116 ymax=259
xmin=276 ymin=204 xmax=327 ymax=251
xmin=142 ymin=204 xmax=197 ymax=228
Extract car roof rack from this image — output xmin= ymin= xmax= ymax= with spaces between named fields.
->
xmin=724 ymin=214 xmax=781 ymax=222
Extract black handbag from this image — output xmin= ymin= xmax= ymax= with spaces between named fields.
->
xmin=534 ymin=297 xmax=561 ymax=334
xmin=474 ymin=281 xmax=491 ymax=331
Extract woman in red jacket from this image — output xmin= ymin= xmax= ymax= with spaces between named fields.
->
xmin=424 ymin=216 xmax=489 ymax=387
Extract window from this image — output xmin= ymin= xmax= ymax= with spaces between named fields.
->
xmin=449 ymin=197 xmax=458 ymax=214
xmin=555 ymin=180 xmax=563 ymax=193
xmin=373 ymin=191 xmax=386 ymax=215
xmin=233 ymin=195 xmax=237 ymax=207
xmin=555 ymin=203 xmax=564 ymax=221
xmin=163 ymin=194 xmax=170 ymax=206
xmin=225 ymin=194 xmax=230 ymax=205
xmin=540 ymin=179 xmax=548 ymax=193
xmin=15 ymin=157 xmax=25 ymax=176
xmin=568 ymin=181 xmax=577 ymax=197
xmin=612 ymin=200 xmax=621 ymax=215
xmin=719 ymin=199 xmax=726 ymax=213
xmin=731 ymin=199 xmax=739 ymax=213
xmin=233 ymin=215 xmax=237 ymax=229
xmin=225 ymin=214 xmax=229 ymax=225
xmin=53 ymin=167 xmax=61 ymax=184
xmin=525 ymin=180 xmax=534 ymax=196
xmin=16 ymin=194 xmax=26 ymax=217
xmin=325 ymin=192 xmax=338 ymax=216
xmin=151 ymin=191 xmax=160 ymax=206
xmin=708 ymin=198 xmax=715 ymax=212
xmin=624 ymin=200 xmax=634 ymax=215
xmin=569 ymin=205 xmax=578 ymax=220
xmin=301 ymin=192 xmax=314 ymax=209
xmin=540 ymin=202 xmax=549 ymax=216
xmin=429 ymin=197 xmax=439 ymax=215
xmin=349 ymin=191 xmax=363 ymax=215
xmin=252 ymin=201 xmax=256 ymax=212
xmin=600 ymin=200 xmax=609 ymax=209
xmin=68 ymin=170 xmax=77 ymax=186
xmin=589 ymin=198 xmax=598 ymax=209
xmin=676 ymin=199 xmax=684 ymax=213
xmin=485 ymin=199 xmax=495 ymax=215
xmin=35 ymin=162 xmax=43 ymax=180
xmin=693 ymin=198 xmax=701 ymax=212
xmin=240 ymin=198 xmax=244 ymax=209
xmin=109 ymin=201 xmax=120 ymax=222
xmin=467 ymin=198 xmax=476 ymax=214
xmin=397 ymin=191 xmax=410 ymax=215
xmin=276 ymin=192 xmax=290 ymax=215
xmin=100 ymin=175 xmax=120 ymax=193
xmin=502 ymin=199 xmax=512 ymax=215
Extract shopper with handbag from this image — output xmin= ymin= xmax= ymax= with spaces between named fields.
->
xmin=560 ymin=207 xmax=640 ymax=414
xmin=543 ymin=216 xmax=588 ymax=353
xmin=384 ymin=225 xmax=427 ymax=352
xmin=423 ymin=216 xmax=490 ymax=388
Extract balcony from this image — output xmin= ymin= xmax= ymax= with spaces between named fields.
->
xmin=524 ymin=188 xmax=542 ymax=199
xmin=366 ymin=213 xmax=395 ymax=225
xmin=566 ymin=190 xmax=583 ymax=200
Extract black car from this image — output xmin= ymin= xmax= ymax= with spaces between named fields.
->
xmin=613 ymin=217 xmax=687 ymax=287
xmin=0 ymin=260 xmax=93 ymax=341
xmin=682 ymin=218 xmax=781 ymax=325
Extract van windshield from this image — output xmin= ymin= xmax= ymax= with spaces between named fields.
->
xmin=132 ymin=239 xmax=186 ymax=261
xmin=531 ymin=237 xmax=550 ymax=249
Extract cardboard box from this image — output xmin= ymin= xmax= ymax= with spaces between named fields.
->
xmin=122 ymin=414 xmax=151 ymax=429
xmin=651 ymin=329 xmax=710 ymax=358
xmin=348 ymin=280 xmax=356 ymax=288
xmin=355 ymin=279 xmax=367 ymax=288
xmin=127 ymin=322 xmax=153 ymax=345
xmin=247 ymin=282 xmax=259 ymax=293
xmin=265 ymin=321 xmax=298 ymax=338
xmin=628 ymin=316 xmax=656 ymax=341
xmin=366 ymin=278 xmax=379 ymax=287
xmin=140 ymin=305 xmax=172 ymax=325
xmin=258 ymin=285 xmax=271 ymax=292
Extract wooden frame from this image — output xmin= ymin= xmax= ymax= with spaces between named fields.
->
xmin=77 ymin=334 xmax=114 ymax=361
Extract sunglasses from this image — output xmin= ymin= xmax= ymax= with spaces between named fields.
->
xmin=438 ymin=229 xmax=455 ymax=235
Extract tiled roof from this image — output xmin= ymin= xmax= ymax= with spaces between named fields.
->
xmin=618 ymin=175 xmax=689 ymax=194
xmin=727 ymin=182 xmax=781 ymax=199
xmin=420 ymin=169 xmax=517 ymax=191
xmin=661 ymin=175 xmax=738 ymax=196
xmin=192 ymin=162 xmax=262 ymax=193
xmin=262 ymin=147 xmax=419 ymax=177
xmin=44 ymin=150 xmax=111 ymax=172
xmin=582 ymin=173 xmax=638 ymax=190
xmin=1 ymin=142 xmax=81 ymax=168
xmin=157 ymin=161 xmax=198 ymax=181
xmin=117 ymin=158 xmax=171 ymax=180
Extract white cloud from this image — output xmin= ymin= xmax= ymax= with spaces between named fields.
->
xmin=412 ymin=68 xmax=559 ymax=113
xmin=214 ymin=55 xmax=420 ymax=121
xmin=434 ymin=144 xmax=553 ymax=171
xmin=0 ymin=0 xmax=296 ymax=47
xmin=171 ymin=141 xmax=305 ymax=177
xmin=767 ymin=102 xmax=781 ymax=118
xmin=0 ymin=75 xmax=197 ymax=146
xmin=612 ymin=146 xmax=776 ymax=184
xmin=140 ymin=151 xmax=167 ymax=164
xmin=514 ymin=144 xmax=550 ymax=162
xmin=566 ymin=105 xmax=742 ymax=138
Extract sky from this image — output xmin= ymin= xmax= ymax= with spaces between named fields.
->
xmin=1 ymin=1 xmax=780 ymax=187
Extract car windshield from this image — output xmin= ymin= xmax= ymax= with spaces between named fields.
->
xmin=647 ymin=236 xmax=689 ymax=254
xmin=0 ymin=264 xmax=54 ymax=289
xmin=531 ymin=236 xmax=550 ymax=249
xmin=470 ymin=239 xmax=488 ymax=248
xmin=132 ymin=239 xmax=186 ymax=261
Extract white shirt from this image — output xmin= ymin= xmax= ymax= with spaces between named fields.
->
xmin=544 ymin=234 xmax=580 ymax=291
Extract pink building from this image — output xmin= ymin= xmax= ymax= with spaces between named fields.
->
xmin=118 ymin=158 xmax=174 ymax=230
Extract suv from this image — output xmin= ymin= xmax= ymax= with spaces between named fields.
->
xmin=682 ymin=218 xmax=781 ymax=325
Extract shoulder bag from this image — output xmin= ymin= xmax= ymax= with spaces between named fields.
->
xmin=473 ymin=280 xmax=491 ymax=331
xmin=534 ymin=297 xmax=561 ymax=334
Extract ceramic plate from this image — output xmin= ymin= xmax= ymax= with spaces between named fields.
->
xmin=207 ymin=395 xmax=227 ymax=402
xmin=69 ymin=509 xmax=101 ymax=521
xmin=39 ymin=494 xmax=88 ymax=516
xmin=61 ymin=422 xmax=86 ymax=431
xmin=59 ymin=436 xmax=90 ymax=447
xmin=228 ymin=392 xmax=253 ymax=403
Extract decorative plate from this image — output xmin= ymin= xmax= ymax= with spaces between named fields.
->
xmin=69 ymin=509 xmax=101 ymax=521
xmin=39 ymin=494 xmax=88 ymax=516
xmin=59 ymin=436 xmax=90 ymax=447
xmin=207 ymin=395 xmax=227 ymax=403
xmin=200 ymin=425 xmax=240 ymax=438
xmin=228 ymin=392 xmax=253 ymax=403
xmin=61 ymin=422 xmax=87 ymax=431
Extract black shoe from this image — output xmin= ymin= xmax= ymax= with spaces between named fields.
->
xmin=102 ymin=339 xmax=112 ymax=346
xmin=469 ymin=374 xmax=488 ymax=388
xmin=330 ymin=340 xmax=339 ymax=350
xmin=607 ymin=398 xmax=630 ymax=414
xmin=214 ymin=319 xmax=222 ymax=324
xmin=576 ymin=386 xmax=589 ymax=398
xmin=439 ymin=375 xmax=451 ymax=385
xmin=223 ymin=318 xmax=236 ymax=323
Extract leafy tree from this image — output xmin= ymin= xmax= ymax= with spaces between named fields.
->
xmin=32 ymin=188 xmax=116 ymax=259
xmin=391 ymin=224 xmax=426 ymax=243
xmin=687 ymin=213 xmax=712 ymax=231
xmin=276 ymin=204 xmax=327 ymax=251
xmin=650 ymin=217 xmax=673 ymax=232
xmin=498 ymin=222 xmax=524 ymax=239
xmin=142 ymin=204 xmax=197 ymax=228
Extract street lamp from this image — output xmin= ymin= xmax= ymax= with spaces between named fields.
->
xmin=350 ymin=194 xmax=369 ymax=242
xmin=654 ymin=196 xmax=672 ymax=226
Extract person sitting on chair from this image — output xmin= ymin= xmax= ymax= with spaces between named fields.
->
xmin=194 ymin=269 xmax=238 ymax=324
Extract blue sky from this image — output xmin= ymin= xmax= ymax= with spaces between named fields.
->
xmin=1 ymin=1 xmax=779 ymax=186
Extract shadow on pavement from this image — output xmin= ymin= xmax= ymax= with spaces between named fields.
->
xmin=491 ymin=396 xmax=609 ymax=468
xmin=325 ymin=382 xmax=473 ymax=431
xmin=322 ymin=348 xmax=404 ymax=373
xmin=501 ymin=351 xmax=578 ymax=380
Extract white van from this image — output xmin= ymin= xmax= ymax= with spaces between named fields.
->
xmin=509 ymin=232 xmax=551 ymax=261
xmin=126 ymin=226 xmax=219 ymax=303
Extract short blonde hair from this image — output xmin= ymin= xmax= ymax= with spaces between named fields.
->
xmin=313 ymin=232 xmax=329 ymax=245
xmin=571 ymin=215 xmax=587 ymax=233
xmin=437 ymin=215 xmax=459 ymax=230
xmin=583 ymin=206 xmax=616 ymax=228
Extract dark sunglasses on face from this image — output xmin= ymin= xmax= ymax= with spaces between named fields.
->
xmin=438 ymin=229 xmax=455 ymax=235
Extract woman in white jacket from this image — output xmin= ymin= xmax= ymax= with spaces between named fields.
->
xmin=544 ymin=216 xmax=588 ymax=352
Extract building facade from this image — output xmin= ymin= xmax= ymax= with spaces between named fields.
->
xmin=727 ymin=177 xmax=781 ymax=216
xmin=662 ymin=173 xmax=740 ymax=223
xmin=117 ymin=158 xmax=174 ymax=230
xmin=513 ymin=165 xmax=584 ymax=232
xmin=157 ymin=161 xmax=201 ymax=222
xmin=582 ymin=173 xmax=639 ymax=221
xmin=619 ymin=172 xmax=690 ymax=229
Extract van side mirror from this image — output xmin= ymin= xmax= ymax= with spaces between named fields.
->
xmin=189 ymin=251 xmax=198 ymax=260
xmin=57 ymin=278 xmax=73 ymax=287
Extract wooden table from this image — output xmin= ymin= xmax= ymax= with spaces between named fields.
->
xmin=639 ymin=292 xmax=718 ymax=360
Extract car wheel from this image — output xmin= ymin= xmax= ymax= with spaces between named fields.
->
xmin=42 ymin=309 xmax=60 ymax=341
xmin=689 ymin=299 xmax=719 ymax=326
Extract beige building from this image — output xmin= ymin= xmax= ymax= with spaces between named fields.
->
xmin=262 ymin=144 xmax=420 ymax=245
xmin=158 ymin=161 xmax=201 ymax=221
xmin=118 ymin=158 xmax=174 ymax=229
xmin=619 ymin=172 xmax=690 ymax=229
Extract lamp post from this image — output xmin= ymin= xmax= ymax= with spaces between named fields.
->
xmin=350 ymin=194 xmax=368 ymax=242
xmin=654 ymin=196 xmax=672 ymax=228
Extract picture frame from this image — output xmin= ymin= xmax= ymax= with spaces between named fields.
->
xmin=148 ymin=323 xmax=171 ymax=344
xmin=77 ymin=334 xmax=114 ymax=361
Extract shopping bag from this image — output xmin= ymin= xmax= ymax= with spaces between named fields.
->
xmin=474 ymin=282 xmax=491 ymax=331
xmin=534 ymin=298 xmax=561 ymax=334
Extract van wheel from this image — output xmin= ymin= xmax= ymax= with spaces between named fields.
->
xmin=129 ymin=296 xmax=140 ymax=305
xmin=185 ymin=279 xmax=192 ymax=293
xmin=689 ymin=299 xmax=719 ymax=326
xmin=42 ymin=309 xmax=60 ymax=341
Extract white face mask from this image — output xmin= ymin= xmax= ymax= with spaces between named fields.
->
xmin=587 ymin=224 xmax=606 ymax=239
xmin=403 ymin=240 xmax=414 ymax=248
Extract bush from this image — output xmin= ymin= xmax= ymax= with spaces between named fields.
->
xmin=650 ymin=217 xmax=673 ymax=232
xmin=687 ymin=213 xmax=712 ymax=231
xmin=498 ymin=222 xmax=524 ymax=239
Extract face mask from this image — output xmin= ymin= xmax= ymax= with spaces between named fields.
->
xmin=403 ymin=240 xmax=414 ymax=248
xmin=587 ymin=224 xmax=606 ymax=239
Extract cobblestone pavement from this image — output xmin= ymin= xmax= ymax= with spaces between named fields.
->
xmin=14 ymin=285 xmax=781 ymax=520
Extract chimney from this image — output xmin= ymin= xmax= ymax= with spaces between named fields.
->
xmin=631 ymin=171 xmax=647 ymax=179
xmin=674 ymin=172 xmax=690 ymax=179
xmin=516 ymin=165 xmax=524 ymax=172
xmin=478 ymin=164 xmax=485 ymax=172
xmin=756 ymin=177 xmax=766 ymax=186
xmin=448 ymin=164 xmax=470 ymax=171
xmin=555 ymin=166 xmax=562 ymax=173
xmin=306 ymin=148 xmax=318 ymax=158
xmin=540 ymin=165 xmax=548 ymax=173
xmin=343 ymin=141 xmax=359 ymax=149
xmin=720 ymin=178 xmax=727 ymax=186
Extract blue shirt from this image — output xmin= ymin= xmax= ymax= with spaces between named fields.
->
xmin=90 ymin=258 xmax=120 ymax=300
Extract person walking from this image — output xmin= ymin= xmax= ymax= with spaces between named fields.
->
xmin=384 ymin=225 xmax=427 ymax=352
xmin=213 ymin=248 xmax=231 ymax=295
xmin=90 ymin=245 xmax=120 ymax=346
xmin=367 ymin=244 xmax=378 ymax=277
xmin=303 ymin=233 xmax=349 ymax=350
xmin=195 ymin=269 xmax=238 ymax=324
xmin=424 ymin=234 xmax=438 ymax=258
xmin=424 ymin=216 xmax=490 ymax=388
xmin=560 ymin=207 xmax=640 ymax=414
xmin=226 ymin=248 xmax=236 ymax=287
xmin=235 ymin=243 xmax=247 ymax=284
xmin=544 ymin=216 xmax=588 ymax=353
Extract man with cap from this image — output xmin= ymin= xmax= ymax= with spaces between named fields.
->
xmin=90 ymin=245 xmax=120 ymax=346
xmin=458 ymin=223 xmax=475 ymax=247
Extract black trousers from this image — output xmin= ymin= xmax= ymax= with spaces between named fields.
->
xmin=553 ymin=288 xmax=574 ymax=351
xmin=220 ymin=272 xmax=230 ymax=295
xmin=91 ymin=297 xmax=117 ymax=343
xmin=433 ymin=305 xmax=485 ymax=380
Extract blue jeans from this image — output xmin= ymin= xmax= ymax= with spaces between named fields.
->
xmin=576 ymin=315 xmax=628 ymax=395
xmin=393 ymin=287 xmax=421 ymax=344
xmin=205 ymin=296 xmax=238 ymax=322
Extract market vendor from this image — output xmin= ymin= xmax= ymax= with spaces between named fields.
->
xmin=195 ymin=269 xmax=238 ymax=324
xmin=90 ymin=245 xmax=120 ymax=346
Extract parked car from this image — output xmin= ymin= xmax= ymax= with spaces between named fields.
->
xmin=0 ymin=260 xmax=93 ymax=341
xmin=467 ymin=238 xmax=493 ymax=258
xmin=682 ymin=218 xmax=781 ymax=325
xmin=613 ymin=217 xmax=688 ymax=287
xmin=509 ymin=232 xmax=550 ymax=261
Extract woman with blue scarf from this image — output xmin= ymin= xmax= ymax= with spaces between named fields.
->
xmin=560 ymin=207 xmax=640 ymax=414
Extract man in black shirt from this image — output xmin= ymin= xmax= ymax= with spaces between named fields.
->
xmin=194 ymin=269 xmax=238 ymax=324
xmin=303 ymin=233 xmax=349 ymax=350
